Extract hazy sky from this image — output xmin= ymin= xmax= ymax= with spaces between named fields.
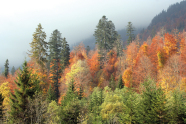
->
xmin=0 ymin=0 xmax=183 ymax=69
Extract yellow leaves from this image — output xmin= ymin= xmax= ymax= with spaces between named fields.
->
xmin=0 ymin=82 xmax=11 ymax=111
xmin=122 ymin=69 xmax=132 ymax=88
xmin=164 ymin=33 xmax=177 ymax=56
xmin=157 ymin=49 xmax=166 ymax=69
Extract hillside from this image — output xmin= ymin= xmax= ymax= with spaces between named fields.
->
xmin=140 ymin=0 xmax=186 ymax=40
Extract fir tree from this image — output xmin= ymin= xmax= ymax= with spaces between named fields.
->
xmin=86 ymin=45 xmax=90 ymax=55
xmin=61 ymin=37 xmax=70 ymax=69
xmin=117 ymin=75 xmax=124 ymax=89
xmin=4 ymin=59 xmax=9 ymax=78
xmin=126 ymin=22 xmax=135 ymax=44
xmin=29 ymin=23 xmax=48 ymax=72
xmin=47 ymin=84 xmax=56 ymax=102
xmin=9 ymin=60 xmax=40 ymax=123
xmin=139 ymin=78 xmax=168 ymax=123
xmin=109 ymin=74 xmax=116 ymax=90
xmin=11 ymin=66 xmax=15 ymax=75
xmin=48 ymin=29 xmax=63 ymax=102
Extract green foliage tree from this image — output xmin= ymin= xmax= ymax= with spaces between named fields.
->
xmin=109 ymin=74 xmax=116 ymax=90
xmin=11 ymin=66 xmax=15 ymax=75
xmin=167 ymin=89 xmax=186 ymax=123
xmin=117 ymin=75 xmax=124 ymax=89
xmin=0 ymin=93 xmax=4 ymax=121
xmin=139 ymin=78 xmax=168 ymax=123
xmin=47 ymin=84 xmax=56 ymax=102
xmin=61 ymin=37 xmax=70 ymax=69
xmin=94 ymin=15 xmax=119 ymax=62
xmin=4 ymin=59 xmax=9 ymax=78
xmin=86 ymin=45 xmax=90 ymax=55
xmin=48 ymin=29 xmax=63 ymax=102
xmin=29 ymin=23 xmax=48 ymax=72
xmin=9 ymin=61 xmax=40 ymax=123
xmin=127 ymin=22 xmax=135 ymax=44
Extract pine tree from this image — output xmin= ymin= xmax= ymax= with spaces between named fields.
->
xmin=139 ymin=78 xmax=168 ymax=123
xmin=29 ymin=23 xmax=48 ymax=72
xmin=11 ymin=66 xmax=16 ymax=75
xmin=126 ymin=22 xmax=135 ymax=44
xmin=48 ymin=29 xmax=63 ymax=102
xmin=117 ymin=75 xmax=124 ymax=89
xmin=9 ymin=60 xmax=40 ymax=123
xmin=47 ymin=84 xmax=56 ymax=102
xmin=61 ymin=37 xmax=70 ymax=69
xmin=0 ymin=93 xmax=4 ymax=121
xmin=94 ymin=15 xmax=119 ymax=63
xmin=4 ymin=59 xmax=9 ymax=78
xmin=109 ymin=74 xmax=116 ymax=90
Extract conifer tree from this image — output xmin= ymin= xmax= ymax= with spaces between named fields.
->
xmin=9 ymin=61 xmax=40 ymax=123
xmin=94 ymin=15 xmax=119 ymax=63
xmin=117 ymin=75 xmax=124 ymax=89
xmin=61 ymin=37 xmax=70 ymax=69
xmin=47 ymin=84 xmax=56 ymax=102
xmin=11 ymin=66 xmax=15 ymax=75
xmin=126 ymin=22 xmax=135 ymax=44
xmin=29 ymin=23 xmax=48 ymax=72
xmin=109 ymin=74 xmax=116 ymax=90
xmin=86 ymin=45 xmax=90 ymax=55
xmin=139 ymin=78 xmax=168 ymax=123
xmin=0 ymin=93 xmax=4 ymax=121
xmin=48 ymin=29 xmax=63 ymax=102
xmin=4 ymin=59 xmax=9 ymax=78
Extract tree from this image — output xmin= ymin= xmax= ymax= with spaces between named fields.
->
xmin=117 ymin=75 xmax=124 ymax=89
xmin=126 ymin=22 xmax=135 ymax=44
xmin=139 ymin=78 xmax=168 ymax=123
xmin=86 ymin=45 xmax=90 ymax=55
xmin=0 ymin=93 xmax=4 ymax=121
xmin=48 ymin=29 xmax=63 ymax=102
xmin=28 ymin=23 xmax=48 ymax=72
xmin=47 ymin=84 xmax=56 ymax=102
xmin=61 ymin=37 xmax=70 ymax=69
xmin=4 ymin=59 xmax=9 ymax=78
xmin=9 ymin=60 xmax=40 ymax=123
xmin=109 ymin=74 xmax=116 ymax=90
xmin=94 ymin=15 xmax=119 ymax=63
xmin=11 ymin=66 xmax=15 ymax=75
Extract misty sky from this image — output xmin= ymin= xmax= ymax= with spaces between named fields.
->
xmin=0 ymin=0 xmax=184 ymax=70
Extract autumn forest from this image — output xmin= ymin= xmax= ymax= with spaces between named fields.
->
xmin=1 ymin=1 xmax=186 ymax=124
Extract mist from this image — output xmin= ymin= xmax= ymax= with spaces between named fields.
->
xmin=0 ymin=0 xmax=183 ymax=69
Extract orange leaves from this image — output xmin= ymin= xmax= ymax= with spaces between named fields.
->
xmin=126 ymin=42 xmax=138 ymax=67
xmin=88 ymin=51 xmax=100 ymax=77
xmin=164 ymin=33 xmax=177 ymax=56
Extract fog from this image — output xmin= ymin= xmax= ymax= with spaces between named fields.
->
xmin=0 ymin=0 xmax=183 ymax=69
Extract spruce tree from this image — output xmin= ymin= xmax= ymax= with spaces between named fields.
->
xmin=109 ymin=74 xmax=116 ymax=90
xmin=126 ymin=22 xmax=135 ymax=44
xmin=29 ymin=23 xmax=48 ymax=72
xmin=139 ymin=78 xmax=168 ymax=123
xmin=117 ymin=75 xmax=124 ymax=89
xmin=61 ymin=37 xmax=70 ymax=69
xmin=0 ymin=93 xmax=4 ymax=121
xmin=48 ymin=29 xmax=63 ymax=102
xmin=9 ymin=61 xmax=40 ymax=123
xmin=11 ymin=66 xmax=16 ymax=75
xmin=47 ymin=84 xmax=56 ymax=102
xmin=86 ymin=45 xmax=90 ymax=55
xmin=94 ymin=15 xmax=119 ymax=63
xmin=4 ymin=59 xmax=9 ymax=78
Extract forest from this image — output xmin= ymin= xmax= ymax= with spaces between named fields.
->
xmin=0 ymin=2 xmax=186 ymax=124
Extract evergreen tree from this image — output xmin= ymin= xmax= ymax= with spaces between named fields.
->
xmin=94 ymin=15 xmax=119 ymax=63
xmin=78 ymin=84 xmax=83 ymax=100
xmin=168 ymin=89 xmax=186 ymax=123
xmin=117 ymin=75 xmax=124 ymax=89
xmin=139 ymin=78 xmax=168 ymax=123
xmin=86 ymin=45 xmax=90 ymax=55
xmin=48 ymin=29 xmax=63 ymax=102
xmin=9 ymin=61 xmax=40 ymax=123
xmin=47 ymin=84 xmax=56 ymax=102
xmin=11 ymin=66 xmax=15 ymax=75
xmin=61 ymin=37 xmax=70 ymax=69
xmin=109 ymin=74 xmax=116 ymax=90
xmin=126 ymin=22 xmax=135 ymax=44
xmin=29 ymin=23 xmax=48 ymax=72
xmin=4 ymin=59 xmax=9 ymax=78
xmin=0 ymin=93 xmax=4 ymax=121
